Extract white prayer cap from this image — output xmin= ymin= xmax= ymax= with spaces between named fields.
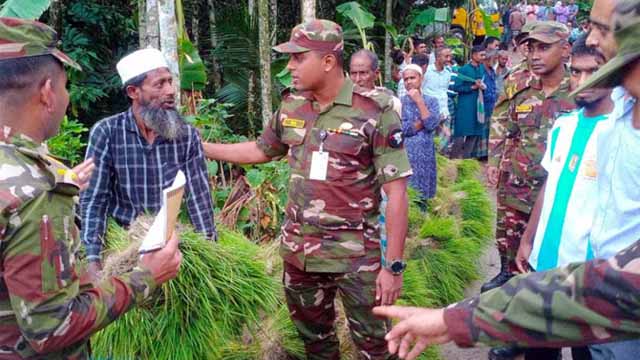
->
xmin=404 ymin=64 xmax=423 ymax=76
xmin=117 ymin=48 xmax=169 ymax=85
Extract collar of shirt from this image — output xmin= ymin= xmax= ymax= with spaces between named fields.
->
xmin=0 ymin=126 xmax=49 ymax=154
xmin=610 ymin=86 xmax=637 ymax=123
xmin=529 ymin=69 xmax=570 ymax=93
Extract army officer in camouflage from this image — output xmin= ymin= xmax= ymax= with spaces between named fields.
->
xmin=483 ymin=21 xmax=575 ymax=292
xmin=0 ymin=18 xmax=182 ymax=359
xmin=203 ymin=19 xmax=411 ymax=359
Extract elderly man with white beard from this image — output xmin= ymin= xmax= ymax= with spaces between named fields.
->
xmin=80 ymin=49 xmax=216 ymax=278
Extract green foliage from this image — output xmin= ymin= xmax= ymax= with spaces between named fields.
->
xmin=419 ymin=216 xmax=459 ymax=241
xmin=179 ymin=37 xmax=208 ymax=91
xmin=61 ymin=0 xmax=137 ymax=124
xmin=406 ymin=7 xmax=451 ymax=35
xmin=47 ymin=117 xmax=89 ymax=165
xmin=0 ymin=0 xmax=50 ymax=18
xmin=336 ymin=1 xmax=376 ymax=50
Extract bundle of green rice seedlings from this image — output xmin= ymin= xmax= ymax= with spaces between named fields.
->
xmin=408 ymin=236 xmax=483 ymax=306
xmin=427 ymin=185 xmax=466 ymax=218
xmin=455 ymin=159 xmax=482 ymax=183
xmin=400 ymin=261 xmax=439 ymax=308
xmin=461 ymin=219 xmax=493 ymax=246
xmin=218 ymin=304 xmax=305 ymax=360
xmin=407 ymin=187 xmax=426 ymax=238
xmin=92 ymin=219 xmax=281 ymax=360
xmin=418 ymin=216 xmax=459 ymax=242
xmin=436 ymin=155 xmax=459 ymax=185
xmin=453 ymin=179 xmax=494 ymax=227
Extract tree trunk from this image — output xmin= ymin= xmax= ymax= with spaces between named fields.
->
xmin=301 ymin=0 xmax=315 ymax=22
xmin=270 ymin=0 xmax=277 ymax=50
xmin=247 ymin=0 xmax=257 ymax=135
xmin=48 ymin=0 xmax=63 ymax=35
xmin=258 ymin=0 xmax=271 ymax=127
xmin=138 ymin=0 xmax=147 ymax=47
xmin=146 ymin=0 xmax=160 ymax=48
xmin=207 ymin=0 xmax=221 ymax=90
xmin=384 ymin=0 xmax=392 ymax=85
xmin=191 ymin=0 xmax=199 ymax=48
xmin=158 ymin=0 xmax=180 ymax=104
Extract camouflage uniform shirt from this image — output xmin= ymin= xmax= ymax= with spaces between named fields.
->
xmin=257 ymin=79 xmax=412 ymax=273
xmin=489 ymin=69 xmax=575 ymax=213
xmin=0 ymin=131 xmax=157 ymax=359
xmin=444 ymin=237 xmax=640 ymax=348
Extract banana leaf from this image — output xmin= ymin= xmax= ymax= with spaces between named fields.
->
xmin=178 ymin=37 xmax=207 ymax=91
xmin=0 ymin=0 xmax=51 ymax=19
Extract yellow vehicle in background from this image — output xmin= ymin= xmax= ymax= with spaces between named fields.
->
xmin=450 ymin=0 xmax=502 ymax=41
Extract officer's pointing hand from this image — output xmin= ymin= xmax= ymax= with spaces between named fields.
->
xmin=140 ymin=231 xmax=183 ymax=284
xmin=373 ymin=306 xmax=452 ymax=359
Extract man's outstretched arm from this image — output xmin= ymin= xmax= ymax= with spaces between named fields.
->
xmin=202 ymin=141 xmax=272 ymax=164
xmin=374 ymin=238 xmax=640 ymax=359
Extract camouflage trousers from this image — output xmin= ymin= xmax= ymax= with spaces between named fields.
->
xmin=495 ymin=200 xmax=530 ymax=274
xmin=283 ymin=261 xmax=395 ymax=360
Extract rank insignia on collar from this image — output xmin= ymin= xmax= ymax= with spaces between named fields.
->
xmin=388 ymin=129 xmax=404 ymax=148
xmin=282 ymin=118 xmax=305 ymax=128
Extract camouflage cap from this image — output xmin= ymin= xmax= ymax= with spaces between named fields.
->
xmin=519 ymin=21 xmax=569 ymax=44
xmin=0 ymin=17 xmax=81 ymax=70
xmin=273 ymin=19 xmax=343 ymax=53
xmin=514 ymin=20 xmax=539 ymax=44
xmin=573 ymin=0 xmax=640 ymax=94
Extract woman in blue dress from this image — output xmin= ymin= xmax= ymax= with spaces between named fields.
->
xmin=400 ymin=64 xmax=441 ymax=201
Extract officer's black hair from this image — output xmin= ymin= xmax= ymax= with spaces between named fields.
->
xmin=572 ymin=33 xmax=605 ymax=62
xmin=0 ymin=55 xmax=64 ymax=98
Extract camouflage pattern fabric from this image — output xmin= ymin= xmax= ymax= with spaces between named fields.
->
xmin=0 ymin=17 xmax=81 ymax=70
xmin=0 ymin=130 xmax=157 ymax=359
xmin=273 ymin=19 xmax=344 ymax=53
xmin=495 ymin=198 xmax=530 ymax=274
xmin=488 ymin=63 xmax=534 ymax=172
xmin=444 ymin=238 xmax=640 ymax=348
xmin=257 ymin=78 xmax=410 ymax=359
xmin=257 ymin=78 xmax=412 ymax=274
xmin=489 ymin=70 xmax=575 ymax=214
xmin=283 ymin=262 xmax=395 ymax=359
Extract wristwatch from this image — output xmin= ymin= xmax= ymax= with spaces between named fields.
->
xmin=385 ymin=259 xmax=407 ymax=276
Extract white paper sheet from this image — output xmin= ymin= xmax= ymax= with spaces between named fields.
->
xmin=139 ymin=170 xmax=186 ymax=253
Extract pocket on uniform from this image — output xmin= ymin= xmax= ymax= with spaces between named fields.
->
xmin=322 ymin=132 xmax=367 ymax=180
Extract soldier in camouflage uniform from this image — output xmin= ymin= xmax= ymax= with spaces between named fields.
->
xmin=0 ymin=18 xmax=182 ymax=359
xmin=483 ymin=21 xmax=575 ymax=291
xmin=203 ymin=20 xmax=412 ymax=359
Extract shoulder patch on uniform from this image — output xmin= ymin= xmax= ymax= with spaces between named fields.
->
xmin=388 ymin=128 xmax=404 ymax=148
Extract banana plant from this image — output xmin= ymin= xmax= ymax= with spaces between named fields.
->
xmin=0 ymin=0 xmax=51 ymax=19
xmin=336 ymin=1 xmax=376 ymax=51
